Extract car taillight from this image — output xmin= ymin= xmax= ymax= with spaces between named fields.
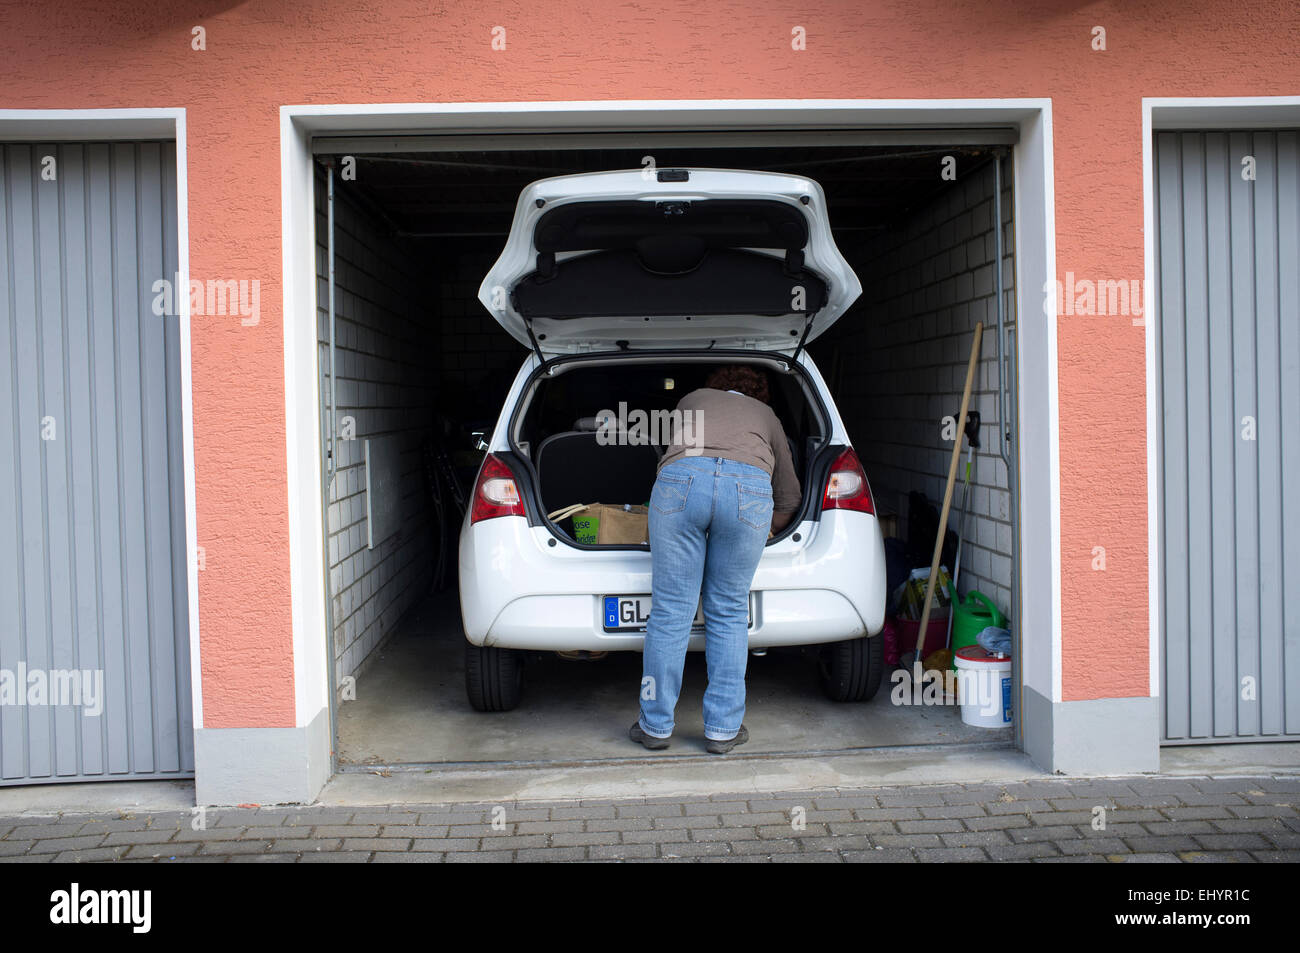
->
xmin=470 ymin=453 xmax=527 ymax=523
xmin=822 ymin=447 xmax=875 ymax=514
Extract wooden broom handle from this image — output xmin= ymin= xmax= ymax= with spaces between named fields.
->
xmin=916 ymin=322 xmax=984 ymax=658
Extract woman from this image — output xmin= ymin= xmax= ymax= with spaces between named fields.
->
xmin=631 ymin=365 xmax=801 ymax=753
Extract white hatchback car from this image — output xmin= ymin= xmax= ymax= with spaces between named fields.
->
xmin=458 ymin=168 xmax=887 ymax=711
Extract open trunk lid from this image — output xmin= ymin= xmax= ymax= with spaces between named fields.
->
xmin=478 ymin=168 xmax=862 ymax=357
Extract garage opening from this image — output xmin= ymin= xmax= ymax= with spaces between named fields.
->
xmin=310 ymin=132 xmax=1019 ymax=768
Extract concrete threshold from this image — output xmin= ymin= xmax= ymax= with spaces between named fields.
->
xmin=1158 ymin=742 xmax=1300 ymax=777
xmin=323 ymin=742 xmax=1044 ymax=805
xmin=0 ymin=779 xmax=196 ymax=817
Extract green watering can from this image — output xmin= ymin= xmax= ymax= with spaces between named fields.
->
xmin=948 ymin=590 xmax=1007 ymax=669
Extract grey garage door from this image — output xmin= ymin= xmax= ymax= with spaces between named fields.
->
xmin=1155 ymin=130 xmax=1300 ymax=743
xmin=0 ymin=142 xmax=193 ymax=783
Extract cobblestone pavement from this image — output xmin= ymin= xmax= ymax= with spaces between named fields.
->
xmin=0 ymin=774 xmax=1296 ymax=863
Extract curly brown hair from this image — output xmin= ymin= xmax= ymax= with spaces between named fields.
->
xmin=705 ymin=364 xmax=770 ymax=404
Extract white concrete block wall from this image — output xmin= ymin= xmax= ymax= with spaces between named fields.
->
xmin=816 ymin=155 xmax=1016 ymax=618
xmin=315 ymin=172 xmax=438 ymax=682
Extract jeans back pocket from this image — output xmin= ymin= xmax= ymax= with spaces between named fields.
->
xmin=736 ymin=482 xmax=774 ymax=530
xmin=652 ymin=472 xmax=692 ymax=515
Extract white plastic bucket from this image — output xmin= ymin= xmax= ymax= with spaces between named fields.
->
xmin=954 ymin=646 xmax=1012 ymax=728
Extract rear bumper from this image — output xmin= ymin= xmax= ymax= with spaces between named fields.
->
xmin=459 ymin=508 xmax=886 ymax=651
xmin=480 ymin=589 xmax=867 ymax=651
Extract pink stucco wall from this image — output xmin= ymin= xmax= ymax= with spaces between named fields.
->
xmin=3 ymin=1 xmax=1297 ymax=725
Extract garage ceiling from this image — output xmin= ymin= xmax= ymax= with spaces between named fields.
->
xmin=320 ymin=141 xmax=1007 ymax=244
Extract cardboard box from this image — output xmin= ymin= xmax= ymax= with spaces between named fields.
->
xmin=571 ymin=503 xmax=649 ymax=544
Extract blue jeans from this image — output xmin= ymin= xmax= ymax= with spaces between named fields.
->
xmin=638 ymin=456 xmax=773 ymax=741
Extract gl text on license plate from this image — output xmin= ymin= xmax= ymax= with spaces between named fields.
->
xmin=602 ymin=594 xmax=754 ymax=632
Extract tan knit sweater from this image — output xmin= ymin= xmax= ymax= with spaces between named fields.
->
xmin=657 ymin=387 xmax=802 ymax=513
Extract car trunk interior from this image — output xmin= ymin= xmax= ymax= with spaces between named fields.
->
xmin=512 ymin=355 xmax=825 ymax=544
xmin=310 ymin=134 xmax=1020 ymax=768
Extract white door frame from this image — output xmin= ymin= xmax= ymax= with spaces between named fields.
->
xmin=280 ymin=99 xmax=1060 ymax=767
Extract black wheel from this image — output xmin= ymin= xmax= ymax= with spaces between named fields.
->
xmin=465 ymin=643 xmax=524 ymax=711
xmin=818 ymin=634 xmax=884 ymax=702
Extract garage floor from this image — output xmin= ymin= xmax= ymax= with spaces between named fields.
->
xmin=337 ymin=591 xmax=1011 ymax=766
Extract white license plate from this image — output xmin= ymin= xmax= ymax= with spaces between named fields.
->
xmin=602 ymin=594 xmax=754 ymax=632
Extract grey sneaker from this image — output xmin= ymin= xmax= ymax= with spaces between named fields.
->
xmin=629 ymin=721 xmax=671 ymax=750
xmin=706 ymin=725 xmax=749 ymax=754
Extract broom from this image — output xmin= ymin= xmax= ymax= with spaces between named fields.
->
xmin=916 ymin=322 xmax=984 ymax=677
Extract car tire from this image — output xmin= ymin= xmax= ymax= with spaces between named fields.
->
xmin=465 ymin=643 xmax=524 ymax=712
xmin=818 ymin=634 xmax=884 ymax=703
